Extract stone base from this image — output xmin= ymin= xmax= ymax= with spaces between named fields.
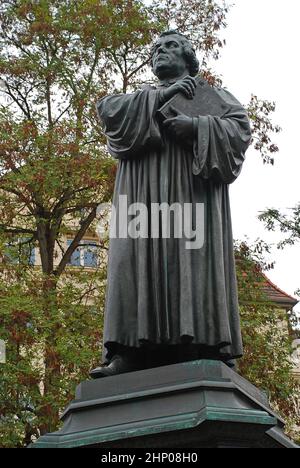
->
xmin=31 ymin=360 xmax=298 ymax=448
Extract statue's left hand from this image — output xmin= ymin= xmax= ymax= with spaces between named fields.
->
xmin=163 ymin=108 xmax=194 ymax=140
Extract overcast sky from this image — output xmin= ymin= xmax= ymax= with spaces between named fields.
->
xmin=210 ymin=0 xmax=300 ymax=311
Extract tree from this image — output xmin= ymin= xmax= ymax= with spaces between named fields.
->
xmin=246 ymin=95 xmax=281 ymax=165
xmin=236 ymin=241 xmax=300 ymax=443
xmin=0 ymin=0 xmax=158 ymax=444
xmin=259 ymin=204 xmax=300 ymax=329
xmin=259 ymin=204 xmax=300 ymax=249
xmin=0 ymin=0 xmax=285 ymax=447
xmin=0 ymin=261 xmax=107 ymax=447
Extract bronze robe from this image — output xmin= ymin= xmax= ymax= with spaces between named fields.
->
xmin=97 ymin=84 xmax=251 ymax=362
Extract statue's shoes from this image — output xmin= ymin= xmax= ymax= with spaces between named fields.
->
xmin=89 ymin=354 xmax=142 ymax=379
xmin=224 ymin=359 xmax=236 ymax=370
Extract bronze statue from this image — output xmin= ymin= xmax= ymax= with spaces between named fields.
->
xmin=91 ymin=31 xmax=251 ymax=378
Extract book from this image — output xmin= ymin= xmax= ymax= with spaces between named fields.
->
xmin=156 ymin=75 xmax=230 ymax=121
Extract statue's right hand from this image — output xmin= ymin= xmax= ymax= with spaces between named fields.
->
xmin=165 ymin=76 xmax=197 ymax=101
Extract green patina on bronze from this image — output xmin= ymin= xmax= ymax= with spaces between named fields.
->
xmin=31 ymin=360 xmax=296 ymax=449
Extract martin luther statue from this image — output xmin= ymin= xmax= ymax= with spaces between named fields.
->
xmin=90 ymin=31 xmax=251 ymax=378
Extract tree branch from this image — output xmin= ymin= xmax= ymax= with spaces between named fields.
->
xmin=84 ymin=46 xmax=100 ymax=94
xmin=54 ymin=206 xmax=97 ymax=277
xmin=2 ymin=82 xmax=31 ymax=118
xmin=0 ymin=225 xmax=36 ymax=235
xmin=0 ymin=186 xmax=35 ymax=214
xmin=52 ymin=102 xmax=72 ymax=126
xmin=128 ymin=58 xmax=150 ymax=79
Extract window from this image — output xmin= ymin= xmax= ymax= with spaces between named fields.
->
xmin=67 ymin=240 xmax=98 ymax=268
xmin=4 ymin=238 xmax=35 ymax=266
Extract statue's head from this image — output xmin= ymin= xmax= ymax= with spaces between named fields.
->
xmin=151 ymin=30 xmax=199 ymax=80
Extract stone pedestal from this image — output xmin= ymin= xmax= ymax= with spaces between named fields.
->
xmin=31 ymin=360 xmax=298 ymax=448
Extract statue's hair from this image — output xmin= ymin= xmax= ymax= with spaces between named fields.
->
xmin=150 ymin=30 xmax=199 ymax=77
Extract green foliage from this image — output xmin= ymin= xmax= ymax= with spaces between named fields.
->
xmin=0 ymin=0 xmax=126 ymax=446
xmin=236 ymin=242 xmax=300 ymax=441
xmin=0 ymin=258 xmax=106 ymax=447
xmin=258 ymin=203 xmax=300 ymax=330
xmin=259 ymin=204 xmax=300 ymax=249
xmin=246 ymin=95 xmax=281 ymax=165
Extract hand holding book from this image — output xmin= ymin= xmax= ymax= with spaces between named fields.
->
xmin=162 ymin=105 xmax=194 ymax=141
xmin=157 ymin=75 xmax=230 ymax=122
xmin=159 ymin=75 xmax=197 ymax=104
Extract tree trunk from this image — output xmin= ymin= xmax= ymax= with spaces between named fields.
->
xmin=38 ymin=270 xmax=61 ymax=435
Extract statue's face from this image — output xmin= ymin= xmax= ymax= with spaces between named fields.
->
xmin=152 ymin=34 xmax=189 ymax=80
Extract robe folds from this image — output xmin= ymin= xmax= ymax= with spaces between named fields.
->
xmin=97 ymin=84 xmax=251 ymax=362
